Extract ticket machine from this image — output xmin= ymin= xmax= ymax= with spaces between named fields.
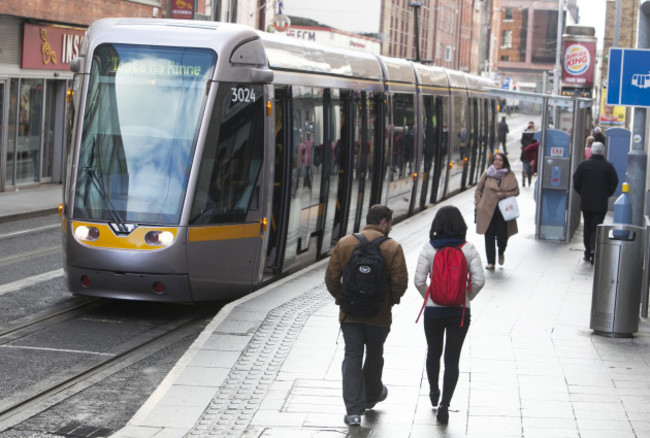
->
xmin=538 ymin=129 xmax=572 ymax=240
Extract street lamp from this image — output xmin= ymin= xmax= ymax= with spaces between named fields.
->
xmin=409 ymin=1 xmax=422 ymax=63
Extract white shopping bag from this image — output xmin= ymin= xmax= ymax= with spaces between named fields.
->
xmin=498 ymin=196 xmax=520 ymax=221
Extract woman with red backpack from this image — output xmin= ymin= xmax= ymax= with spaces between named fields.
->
xmin=414 ymin=206 xmax=485 ymax=424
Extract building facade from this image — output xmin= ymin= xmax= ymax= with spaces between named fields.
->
xmin=379 ymin=0 xmax=476 ymax=72
xmin=495 ymin=0 xmax=578 ymax=93
xmin=0 ymin=0 xmax=214 ymax=193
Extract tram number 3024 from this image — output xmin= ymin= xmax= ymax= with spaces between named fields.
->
xmin=231 ymin=87 xmax=256 ymax=103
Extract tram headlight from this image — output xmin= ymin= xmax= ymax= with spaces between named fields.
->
xmin=74 ymin=225 xmax=99 ymax=241
xmin=145 ymin=231 xmax=175 ymax=246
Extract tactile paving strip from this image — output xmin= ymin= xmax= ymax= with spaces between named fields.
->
xmin=186 ymin=284 xmax=332 ymax=437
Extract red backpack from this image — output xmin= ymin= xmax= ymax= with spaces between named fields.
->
xmin=416 ymin=243 xmax=471 ymax=326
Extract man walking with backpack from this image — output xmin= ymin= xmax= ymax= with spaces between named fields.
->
xmin=325 ymin=205 xmax=408 ymax=427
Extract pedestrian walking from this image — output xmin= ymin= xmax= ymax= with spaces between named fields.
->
xmin=498 ymin=116 xmax=509 ymax=154
xmin=475 ymin=152 xmax=520 ymax=270
xmin=414 ymin=206 xmax=485 ymax=424
xmin=584 ymin=135 xmax=594 ymax=160
xmin=324 ymin=204 xmax=408 ymax=427
xmin=572 ymin=142 xmax=618 ymax=264
xmin=592 ymin=126 xmax=606 ymax=144
xmin=520 ymin=121 xmax=537 ymax=187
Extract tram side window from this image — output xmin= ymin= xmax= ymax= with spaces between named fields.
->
xmin=452 ymin=96 xmax=468 ymax=171
xmin=190 ymin=83 xmax=264 ymax=224
xmin=392 ymin=93 xmax=415 ymax=180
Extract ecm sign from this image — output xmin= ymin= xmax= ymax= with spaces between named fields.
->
xmin=607 ymin=48 xmax=650 ymax=107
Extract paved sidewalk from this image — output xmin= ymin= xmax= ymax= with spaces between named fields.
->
xmin=0 ymin=184 xmax=62 ymax=222
xmin=113 ymin=178 xmax=650 ymax=438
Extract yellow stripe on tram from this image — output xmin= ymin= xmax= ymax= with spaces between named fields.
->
xmin=188 ymin=223 xmax=261 ymax=242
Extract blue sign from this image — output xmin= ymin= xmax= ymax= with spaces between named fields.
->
xmin=502 ymin=77 xmax=511 ymax=90
xmin=607 ymin=48 xmax=650 ymax=107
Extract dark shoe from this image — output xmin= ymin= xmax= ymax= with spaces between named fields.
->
xmin=344 ymin=414 xmax=361 ymax=426
xmin=367 ymin=385 xmax=388 ymax=409
xmin=485 ymin=264 xmax=495 ymax=270
xmin=429 ymin=389 xmax=440 ymax=407
xmin=498 ymin=253 xmax=505 ymax=266
xmin=437 ymin=404 xmax=449 ymax=424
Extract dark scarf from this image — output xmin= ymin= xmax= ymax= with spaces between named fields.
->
xmin=430 ymin=234 xmax=465 ymax=249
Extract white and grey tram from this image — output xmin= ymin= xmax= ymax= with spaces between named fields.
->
xmin=61 ymin=18 xmax=498 ymax=302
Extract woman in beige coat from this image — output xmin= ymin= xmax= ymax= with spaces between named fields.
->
xmin=475 ymin=153 xmax=520 ymax=269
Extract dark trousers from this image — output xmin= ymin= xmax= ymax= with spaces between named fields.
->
xmin=424 ymin=313 xmax=470 ymax=406
xmin=484 ymin=207 xmax=508 ymax=265
xmin=498 ymin=139 xmax=507 ymax=154
xmin=583 ymin=211 xmax=606 ymax=258
xmin=340 ymin=323 xmax=390 ymax=415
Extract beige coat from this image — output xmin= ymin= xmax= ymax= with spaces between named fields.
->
xmin=474 ymin=170 xmax=520 ymax=237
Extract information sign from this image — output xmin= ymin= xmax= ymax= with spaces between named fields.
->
xmin=607 ymin=48 xmax=650 ymax=108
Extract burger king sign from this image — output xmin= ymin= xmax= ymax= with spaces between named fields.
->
xmin=561 ymin=41 xmax=595 ymax=87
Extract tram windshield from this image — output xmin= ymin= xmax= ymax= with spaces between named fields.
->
xmin=73 ymin=44 xmax=216 ymax=226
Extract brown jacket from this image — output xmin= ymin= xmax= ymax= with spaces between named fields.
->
xmin=474 ymin=170 xmax=520 ymax=237
xmin=324 ymin=225 xmax=408 ymax=327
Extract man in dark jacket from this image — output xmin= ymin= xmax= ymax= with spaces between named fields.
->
xmin=573 ymin=142 xmax=619 ymax=263
xmin=325 ymin=204 xmax=408 ymax=426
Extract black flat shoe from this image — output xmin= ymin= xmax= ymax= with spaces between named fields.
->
xmin=429 ymin=389 xmax=440 ymax=407
xmin=437 ymin=404 xmax=449 ymax=424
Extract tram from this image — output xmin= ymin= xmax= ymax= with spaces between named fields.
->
xmin=61 ymin=18 xmax=498 ymax=302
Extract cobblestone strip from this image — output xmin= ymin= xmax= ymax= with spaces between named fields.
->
xmin=186 ymin=284 xmax=332 ymax=437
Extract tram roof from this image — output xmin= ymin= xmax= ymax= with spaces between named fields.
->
xmin=258 ymin=32 xmax=383 ymax=80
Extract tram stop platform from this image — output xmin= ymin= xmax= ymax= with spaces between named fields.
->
xmin=108 ymin=177 xmax=650 ymax=438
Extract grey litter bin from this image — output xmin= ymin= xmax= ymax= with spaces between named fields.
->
xmin=590 ymin=224 xmax=646 ymax=337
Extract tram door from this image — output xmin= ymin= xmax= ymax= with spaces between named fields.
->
xmin=433 ymin=96 xmax=450 ymax=202
xmin=264 ymin=87 xmax=291 ymax=275
xmin=419 ymin=95 xmax=436 ymax=209
xmin=269 ymin=85 xmax=327 ymax=274
xmin=0 ymin=81 xmax=4 ymax=192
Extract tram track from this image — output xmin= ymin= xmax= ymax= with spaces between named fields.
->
xmin=0 ymin=302 xmax=218 ymax=433
xmin=0 ymin=297 xmax=103 ymax=342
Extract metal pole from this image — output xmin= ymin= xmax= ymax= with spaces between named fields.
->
xmin=635 ymin=1 xmax=650 ymax=316
xmin=629 ymin=1 xmax=650 ymax=228
xmin=553 ymin=0 xmax=564 ymax=96
xmin=409 ymin=1 xmax=422 ymax=63
xmin=536 ymin=95 xmax=549 ymax=239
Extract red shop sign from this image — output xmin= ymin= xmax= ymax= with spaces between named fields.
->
xmin=170 ymin=0 xmax=196 ymax=19
xmin=22 ymin=23 xmax=86 ymax=71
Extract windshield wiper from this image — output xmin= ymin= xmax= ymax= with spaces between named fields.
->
xmin=84 ymin=137 xmax=128 ymax=233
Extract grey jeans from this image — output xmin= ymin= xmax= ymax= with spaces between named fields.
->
xmin=340 ymin=323 xmax=390 ymax=415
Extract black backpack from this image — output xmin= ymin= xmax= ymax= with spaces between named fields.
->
xmin=339 ymin=233 xmax=389 ymax=317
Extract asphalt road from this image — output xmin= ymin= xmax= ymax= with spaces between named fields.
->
xmin=0 ymin=214 xmax=217 ymax=438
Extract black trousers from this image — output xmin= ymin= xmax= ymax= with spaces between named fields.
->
xmin=341 ymin=323 xmax=390 ymax=415
xmin=484 ymin=207 xmax=508 ymax=265
xmin=582 ymin=211 xmax=606 ymax=258
xmin=424 ymin=313 xmax=470 ymax=406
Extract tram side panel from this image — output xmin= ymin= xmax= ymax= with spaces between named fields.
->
xmin=186 ymin=82 xmax=267 ymax=301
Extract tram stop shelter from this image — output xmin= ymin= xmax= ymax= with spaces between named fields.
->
xmin=488 ymin=89 xmax=592 ymax=242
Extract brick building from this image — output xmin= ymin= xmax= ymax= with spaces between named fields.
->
xmin=0 ymin=0 xmax=214 ymax=192
xmin=600 ymin=0 xmax=637 ymax=82
xmin=495 ymin=0 xmax=578 ymax=93
xmin=379 ymin=0 xmax=476 ymax=72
